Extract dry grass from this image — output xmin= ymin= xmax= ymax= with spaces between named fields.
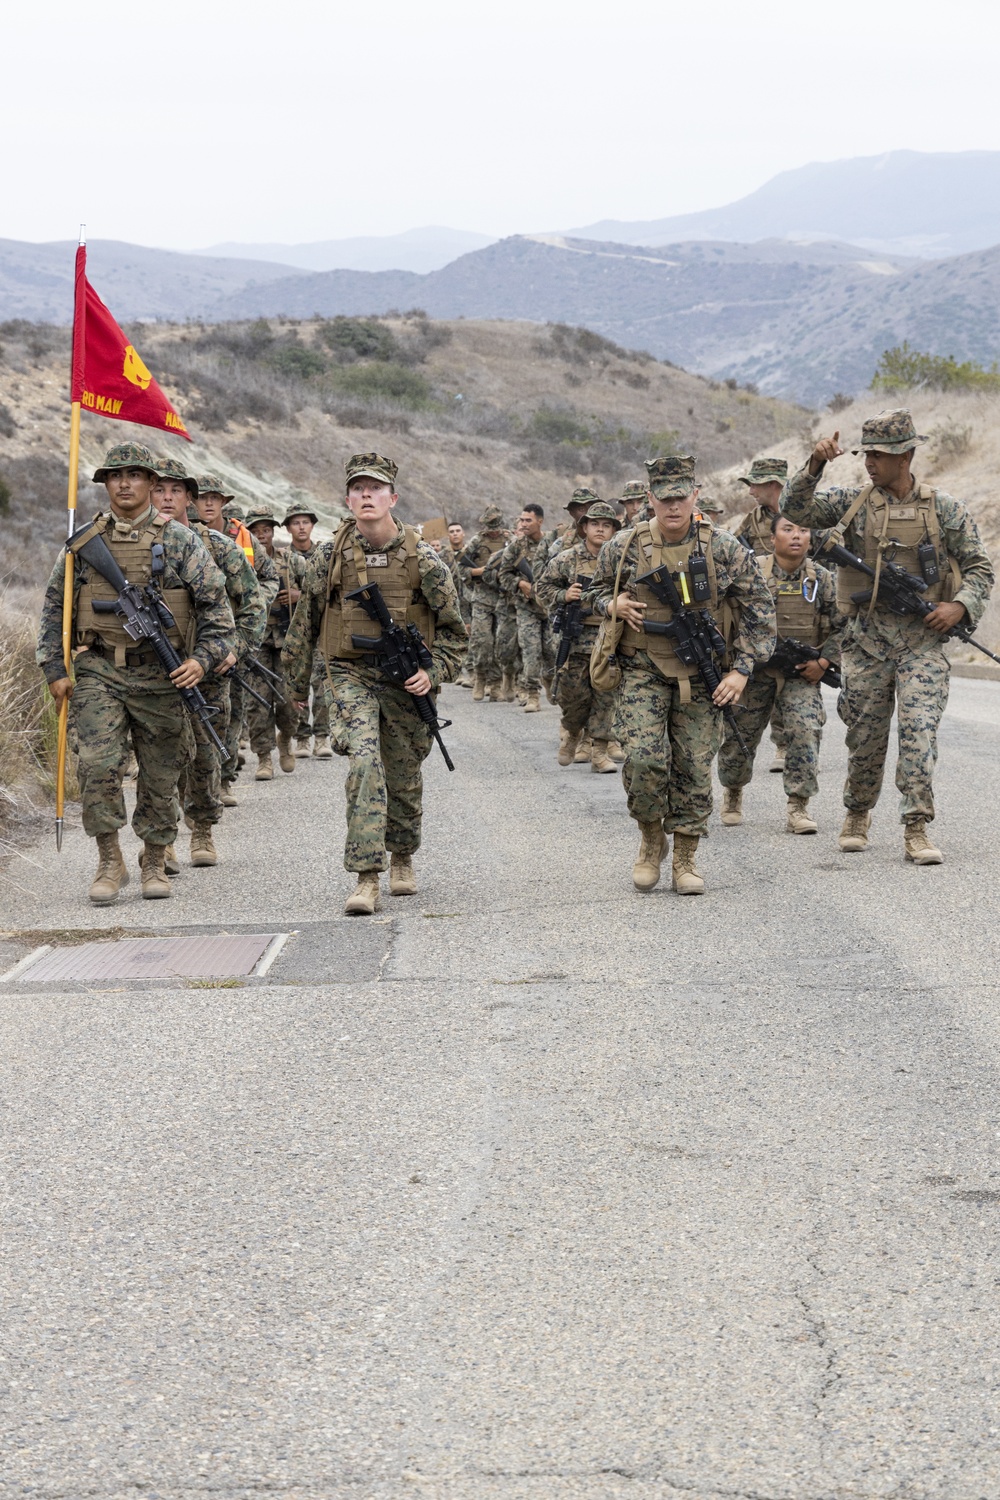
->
xmin=0 ymin=590 xmax=59 ymax=840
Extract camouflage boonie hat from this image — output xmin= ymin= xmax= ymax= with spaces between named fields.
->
xmin=621 ymin=480 xmax=648 ymax=503
xmin=245 ymin=506 xmax=278 ymax=531
xmin=194 ymin=474 xmax=234 ymax=499
xmin=155 ymin=456 xmax=198 ymax=497
xmin=478 ymin=504 xmax=506 ymax=530
xmin=566 ymin=485 xmax=601 ymax=512
xmin=186 ymin=502 xmax=200 ymax=522
xmin=697 ymin=493 xmax=725 ymax=515
xmin=345 ymin=452 xmax=398 ymax=487
xmin=282 ymin=505 xmax=318 ymax=526
xmin=577 ymin=499 xmax=622 ymax=534
xmin=222 ymin=501 xmax=245 ymax=521
xmin=93 ymin=442 xmax=159 ymax=482
xmin=853 ymin=408 xmax=927 ymax=455
xmin=738 ymin=457 xmax=788 ymax=487
xmin=645 ymin=454 xmax=696 ymax=499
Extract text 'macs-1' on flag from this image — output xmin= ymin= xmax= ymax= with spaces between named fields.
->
xmin=70 ymin=244 xmax=191 ymax=440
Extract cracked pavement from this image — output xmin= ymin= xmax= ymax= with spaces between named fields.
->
xmin=0 ymin=679 xmax=999 ymax=1498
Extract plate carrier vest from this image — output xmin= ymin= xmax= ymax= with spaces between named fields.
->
xmin=320 ymin=522 xmax=435 ymax=661
xmin=619 ymin=519 xmax=736 ymax=696
xmin=71 ymin=511 xmax=194 ymax=666
xmin=831 ymin=483 xmax=959 ymax=617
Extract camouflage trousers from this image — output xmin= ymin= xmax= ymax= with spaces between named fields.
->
xmin=837 ymin=644 xmax=950 ymax=823
xmin=468 ymin=601 xmax=502 ymax=683
xmin=617 ymin=655 xmax=722 ymax=836
xmin=177 ymin=673 xmax=230 ymax=826
xmin=328 ymin=661 xmax=433 ymax=872
xmin=495 ymin=603 xmax=521 ymax=675
xmin=247 ymin=640 xmax=299 ymax=755
xmin=514 ymin=605 xmax=555 ymax=693
xmin=555 ymin=652 xmax=615 ymax=739
xmin=296 ymin=649 xmax=333 ymax=740
xmin=718 ymin=672 xmax=825 ymax=800
xmin=769 ymin=695 xmax=788 ymax=750
xmin=222 ymin=674 xmax=246 ymax=788
xmin=72 ymin=651 xmax=189 ymax=846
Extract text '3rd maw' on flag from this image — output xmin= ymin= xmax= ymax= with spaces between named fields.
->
xmin=70 ymin=244 xmax=191 ymax=440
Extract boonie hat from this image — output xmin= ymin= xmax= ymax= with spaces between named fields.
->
xmin=566 ymin=485 xmax=601 ymax=512
xmin=478 ymin=504 xmax=507 ymax=531
xmin=222 ymin=501 xmax=245 ymax=521
xmin=620 ymin=480 xmax=648 ymax=503
xmin=245 ymin=506 xmax=279 ymax=531
xmin=93 ymin=442 xmax=159 ymax=482
xmin=852 ymin=408 xmax=927 ymax=455
xmin=155 ymin=456 xmax=199 ymax=498
xmin=195 ymin=474 xmax=234 ymax=499
xmin=577 ymin=499 xmax=622 ymax=534
xmin=345 ymin=452 xmax=398 ymax=487
xmin=645 ymin=454 xmax=696 ymax=499
xmin=738 ymin=457 xmax=788 ymax=487
xmin=282 ymin=504 xmax=319 ymax=526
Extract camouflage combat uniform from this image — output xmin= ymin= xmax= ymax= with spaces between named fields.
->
xmin=498 ymin=532 xmax=557 ymax=693
xmin=284 ymin=535 xmax=334 ymax=745
xmin=782 ymin=413 xmax=994 ymax=825
xmin=283 ymin=503 xmax=466 ymax=873
xmin=458 ymin=508 xmax=509 ymax=687
xmin=717 ymin=554 xmax=844 ymax=801
xmin=221 ymin=525 xmax=281 ymax=778
xmin=37 ymin=465 xmax=235 ymax=848
xmin=537 ymin=523 xmax=616 ymax=742
xmin=591 ymin=461 xmax=775 ymax=838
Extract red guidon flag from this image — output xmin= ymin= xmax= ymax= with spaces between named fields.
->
xmin=70 ymin=243 xmax=191 ymax=440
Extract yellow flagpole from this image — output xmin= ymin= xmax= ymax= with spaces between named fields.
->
xmin=55 ymin=398 xmax=80 ymax=853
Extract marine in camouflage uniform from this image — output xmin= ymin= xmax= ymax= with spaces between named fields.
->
xmin=282 ymin=505 xmax=335 ymax=758
xmin=153 ymin=460 xmax=267 ymax=865
xmin=245 ymin=506 xmax=306 ymax=778
xmin=618 ymin=479 xmax=649 ymax=529
xmin=37 ymin=443 xmax=236 ymax=903
xmin=717 ymin=512 xmax=844 ymax=832
xmin=282 ymin=453 xmax=466 ymax=914
xmin=548 ymin=486 xmax=600 ymax=559
xmin=498 ymin=505 xmax=557 ymax=710
xmin=591 ymin=454 xmax=775 ymax=893
xmin=537 ymin=500 xmax=621 ymax=771
xmin=457 ymin=504 xmax=510 ymax=699
xmin=782 ymin=409 xmax=994 ymax=862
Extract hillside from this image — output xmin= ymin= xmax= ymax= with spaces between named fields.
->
xmin=0 ymin=314 xmax=806 ymax=591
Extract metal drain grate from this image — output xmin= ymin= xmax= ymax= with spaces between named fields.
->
xmin=2 ymin=933 xmax=287 ymax=984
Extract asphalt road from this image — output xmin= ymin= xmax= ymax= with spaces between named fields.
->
xmin=1 ymin=678 xmax=999 ymax=1499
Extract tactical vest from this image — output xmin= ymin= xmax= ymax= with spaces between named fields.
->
xmin=72 ymin=511 xmax=194 ymax=665
xmin=620 ymin=520 xmax=734 ymax=687
xmin=736 ymin=506 xmax=774 ymax=556
xmin=320 ymin=523 xmax=435 ymax=661
xmin=568 ymin=549 xmax=600 ymax=625
xmin=761 ymin=554 xmax=822 ymax=646
xmin=833 ymin=483 xmax=959 ymax=617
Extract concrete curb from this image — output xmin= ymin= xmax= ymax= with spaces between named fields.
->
xmin=950 ymin=660 xmax=1000 ymax=681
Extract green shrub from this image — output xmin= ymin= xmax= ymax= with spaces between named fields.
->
xmin=267 ymin=344 xmax=327 ymax=379
xmin=530 ymin=406 xmax=591 ymax=443
xmin=330 ymin=362 xmax=431 ymax=406
xmin=318 ymin=317 xmax=402 ymax=362
xmin=872 ymin=342 xmax=1000 ymax=392
xmin=649 ymin=429 xmax=680 ymax=457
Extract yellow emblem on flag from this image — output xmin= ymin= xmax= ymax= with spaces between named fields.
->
xmin=122 ymin=344 xmax=152 ymax=390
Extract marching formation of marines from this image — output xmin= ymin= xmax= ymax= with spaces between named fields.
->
xmin=37 ymin=405 xmax=996 ymax=911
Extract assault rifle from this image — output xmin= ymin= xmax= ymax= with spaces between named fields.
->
xmin=634 ymin=565 xmax=752 ymax=760
xmin=346 ymin=582 xmax=455 ymax=770
xmin=768 ymin=638 xmax=841 ymax=689
xmin=551 ymin=574 xmax=591 ymax=690
xmin=820 ymin=537 xmax=1000 ymax=667
xmin=71 ymin=525 xmax=230 ymax=760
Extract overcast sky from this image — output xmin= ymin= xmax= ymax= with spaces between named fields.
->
xmin=6 ymin=0 xmax=999 ymax=249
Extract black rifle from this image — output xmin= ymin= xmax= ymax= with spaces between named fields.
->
xmin=515 ymin=556 xmax=534 ymax=584
xmin=768 ymin=637 xmax=842 ymax=689
xmin=551 ymin=574 xmax=591 ymax=688
xmin=229 ymin=667 xmax=270 ymax=709
xmin=346 ymin=582 xmax=455 ymax=771
xmin=634 ymin=565 xmax=752 ymax=759
xmin=821 ymin=537 xmax=1000 ymax=667
xmin=71 ymin=527 xmax=230 ymax=760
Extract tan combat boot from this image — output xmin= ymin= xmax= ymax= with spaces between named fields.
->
xmin=524 ymin=691 xmax=541 ymax=712
xmin=255 ymin=753 xmax=274 ymax=781
xmin=221 ymin=784 xmax=238 ymax=807
xmin=344 ymin=871 xmax=381 ymax=915
xmin=786 ymin=796 xmax=818 ymax=835
xmin=672 ymin=833 xmax=705 ymax=894
xmin=558 ymin=728 xmax=581 ymax=767
xmin=140 ymin=843 xmax=173 ymax=900
xmin=277 ymin=732 xmax=296 ymax=773
xmin=574 ymin=734 xmax=593 ymax=764
xmin=543 ymin=674 xmax=556 ymax=705
xmin=190 ymin=823 xmax=218 ymax=867
xmin=591 ymin=740 xmax=617 ymax=773
xmin=88 ymin=832 xmax=130 ymax=905
xmin=633 ymin=821 xmax=666 ymax=891
xmin=839 ymin=810 xmax=871 ymax=852
xmin=472 ymin=673 xmax=487 ymax=702
xmin=769 ymin=748 xmax=786 ymax=773
xmin=487 ymin=679 xmax=505 ymax=702
xmin=389 ymin=853 xmax=417 ymax=896
xmin=500 ymin=670 xmax=516 ymax=702
xmin=163 ymin=843 xmax=181 ymax=875
xmin=608 ymin=740 xmax=625 ymax=763
xmin=720 ymin=787 xmax=743 ymax=826
xmin=294 ymin=737 xmax=312 ymax=758
xmin=904 ymin=819 xmax=943 ymax=865
xmin=516 ymin=687 xmax=528 ymax=706
xmin=313 ymin=737 xmax=334 ymax=759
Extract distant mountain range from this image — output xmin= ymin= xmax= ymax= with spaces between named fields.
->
xmin=197 ymin=226 xmax=495 ymax=274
